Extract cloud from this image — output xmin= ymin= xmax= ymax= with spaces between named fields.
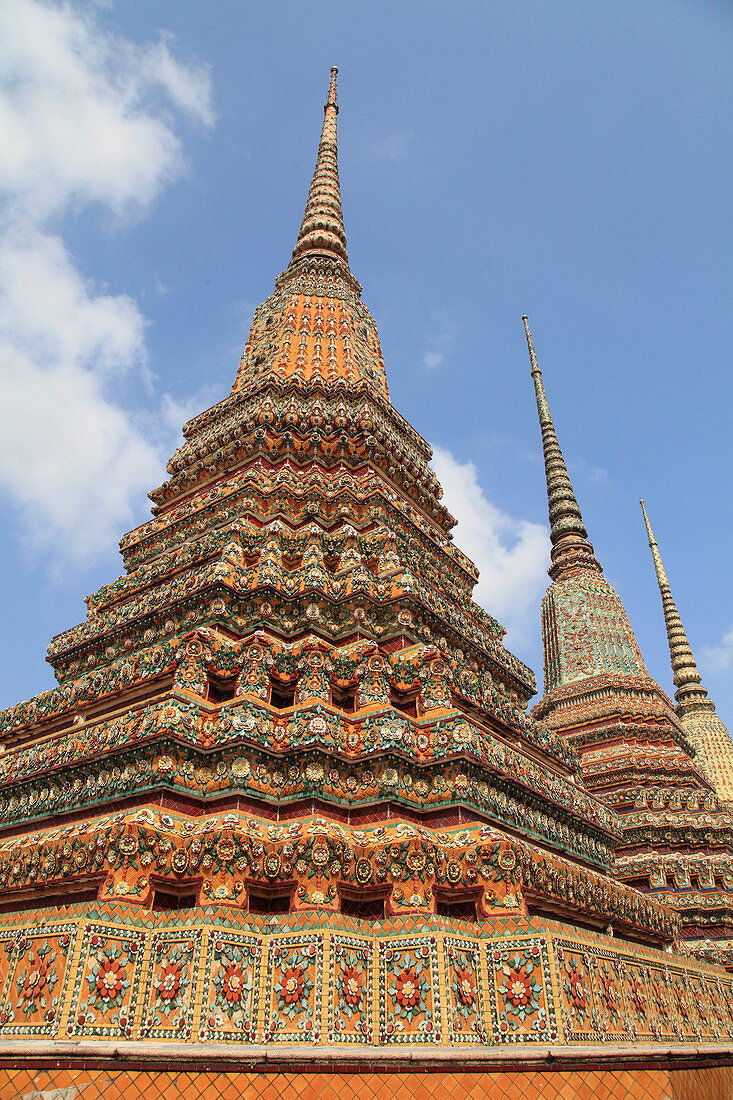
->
xmin=0 ymin=0 xmax=213 ymax=219
xmin=569 ymin=456 xmax=610 ymax=485
xmin=0 ymin=0 xmax=214 ymax=565
xmin=430 ymin=445 xmax=549 ymax=646
xmin=362 ymin=129 xmax=414 ymax=161
xmin=423 ymin=349 xmax=445 ymax=370
xmin=701 ymin=626 xmax=733 ymax=675
xmin=422 ymin=326 xmax=455 ymax=371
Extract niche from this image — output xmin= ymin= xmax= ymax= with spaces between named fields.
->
xmin=270 ymin=681 xmax=296 ymax=710
xmin=435 ymin=889 xmax=480 ymax=922
xmin=331 ymin=684 xmax=357 ymax=713
xmin=390 ymin=689 xmax=417 ymax=718
xmin=339 ymin=889 xmax=389 ymax=921
xmin=207 ymin=673 xmax=237 ymax=704
xmin=248 ymin=888 xmax=292 ymax=915
xmin=152 ymin=887 xmax=199 ymax=911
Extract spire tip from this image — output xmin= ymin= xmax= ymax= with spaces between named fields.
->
xmin=326 ymin=66 xmax=338 ymax=109
xmin=290 ymin=66 xmax=348 ymax=266
xmin=640 ymin=496 xmax=711 ymax=711
xmin=525 ymin=320 xmax=601 ymax=579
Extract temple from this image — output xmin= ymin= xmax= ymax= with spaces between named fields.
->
xmin=3 ymin=69 xmax=733 ymax=1100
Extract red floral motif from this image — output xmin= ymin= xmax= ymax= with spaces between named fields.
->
xmin=95 ymin=957 xmax=124 ymax=1001
xmin=456 ymin=967 xmax=476 ymax=1006
xmin=342 ymin=966 xmax=363 ymax=1006
xmin=631 ymin=978 xmax=647 ymax=1016
xmin=601 ymin=974 xmax=620 ymax=1013
xmin=395 ymin=967 xmax=421 ymax=1009
xmin=19 ymin=956 xmax=52 ymax=1001
xmin=279 ymin=965 xmax=305 ymax=1005
xmin=675 ymin=985 xmax=690 ymax=1020
xmin=157 ymin=961 xmax=182 ymax=1001
xmin=221 ymin=963 xmax=246 ymax=1004
xmin=569 ymin=970 xmax=589 ymax=1010
xmin=504 ymin=967 xmax=532 ymax=1008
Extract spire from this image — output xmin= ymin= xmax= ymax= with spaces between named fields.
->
xmin=639 ymin=499 xmax=713 ymax=714
xmin=523 ymin=316 xmax=602 ymax=581
xmin=290 ymin=66 xmax=349 ymax=266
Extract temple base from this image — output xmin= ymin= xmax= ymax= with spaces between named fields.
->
xmin=5 ymin=1049 xmax=733 ymax=1100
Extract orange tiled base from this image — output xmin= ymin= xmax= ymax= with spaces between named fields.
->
xmin=1 ymin=906 xmax=732 ymax=1048
xmin=3 ymin=1066 xmax=733 ymax=1100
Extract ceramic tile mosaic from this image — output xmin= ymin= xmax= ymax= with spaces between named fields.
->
xmin=0 ymin=923 xmax=76 ymax=1036
xmin=263 ymin=934 xmax=323 ymax=1043
xmin=67 ymin=922 xmax=146 ymax=1038
xmin=200 ymin=930 xmax=261 ymax=1042
xmin=0 ymin=907 xmax=727 ymax=1048
xmin=328 ymin=934 xmax=374 ymax=1043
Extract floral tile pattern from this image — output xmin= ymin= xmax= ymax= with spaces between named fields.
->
xmin=200 ymin=931 xmax=261 ymax=1042
xmin=0 ymin=909 xmax=726 ymax=1052
xmin=139 ymin=928 xmax=202 ymax=1040
xmin=379 ymin=936 xmax=440 ymax=1043
xmin=329 ymin=934 xmax=374 ymax=1043
xmin=0 ymin=925 xmax=76 ymax=1035
xmin=586 ymin=948 xmax=628 ymax=1041
xmin=263 ymin=934 xmax=322 ymax=1043
xmin=488 ymin=936 xmax=556 ymax=1043
xmin=68 ymin=923 xmax=145 ymax=1038
xmin=443 ymin=935 xmax=487 ymax=1044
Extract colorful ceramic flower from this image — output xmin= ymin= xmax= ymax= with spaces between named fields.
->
xmin=95 ymin=957 xmax=125 ymax=1001
xmin=395 ymin=967 xmax=421 ymax=1009
xmin=279 ymin=965 xmax=305 ymax=1005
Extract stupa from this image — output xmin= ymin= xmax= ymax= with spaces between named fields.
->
xmin=2 ymin=69 xmax=733 ymax=1100
xmin=640 ymin=498 xmax=733 ymax=805
xmin=524 ymin=318 xmax=733 ymax=970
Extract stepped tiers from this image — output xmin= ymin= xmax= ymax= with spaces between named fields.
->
xmin=0 ymin=69 xmax=732 ymax=1093
xmin=523 ymin=317 xmax=733 ymax=971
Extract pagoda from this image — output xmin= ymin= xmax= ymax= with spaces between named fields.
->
xmin=640 ymin=498 xmax=733 ymax=804
xmin=524 ymin=316 xmax=733 ymax=969
xmin=2 ymin=69 xmax=733 ymax=1100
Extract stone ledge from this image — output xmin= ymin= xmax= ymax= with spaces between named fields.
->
xmin=3 ymin=1039 xmax=733 ymax=1071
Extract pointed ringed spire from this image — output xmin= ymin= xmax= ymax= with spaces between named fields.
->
xmin=523 ymin=316 xmax=602 ymax=581
xmin=290 ymin=66 xmax=349 ymax=266
xmin=639 ymin=499 xmax=713 ymax=714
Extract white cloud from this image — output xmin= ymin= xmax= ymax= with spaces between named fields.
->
xmin=422 ymin=349 xmax=444 ymax=370
xmin=701 ymin=626 xmax=733 ymax=675
xmin=0 ymin=349 xmax=161 ymax=563
xmin=569 ymin=456 xmax=610 ymax=485
xmin=0 ymin=0 xmax=214 ymax=565
xmin=0 ymin=229 xmax=147 ymax=376
xmin=431 ymin=445 xmax=549 ymax=646
xmin=362 ymin=129 xmax=414 ymax=161
xmin=422 ymin=326 xmax=455 ymax=371
xmin=0 ymin=0 xmax=213 ymax=219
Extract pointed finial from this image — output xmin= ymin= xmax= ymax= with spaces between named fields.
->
xmin=523 ymin=316 xmax=602 ymax=581
xmin=290 ymin=66 xmax=349 ymax=265
xmin=639 ymin=499 xmax=713 ymax=714
xmin=327 ymin=66 xmax=339 ymax=108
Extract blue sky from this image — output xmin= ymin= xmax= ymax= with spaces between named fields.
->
xmin=0 ymin=0 xmax=731 ymax=726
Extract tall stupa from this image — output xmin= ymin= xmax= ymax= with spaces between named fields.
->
xmin=3 ymin=70 xmax=733 ymax=1100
